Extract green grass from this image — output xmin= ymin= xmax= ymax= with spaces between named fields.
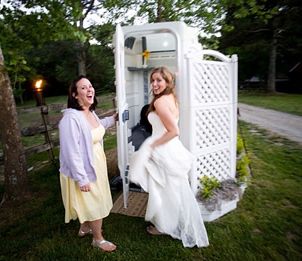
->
xmin=44 ymin=93 xmax=115 ymax=111
xmin=0 ymin=121 xmax=301 ymax=260
xmin=104 ymin=132 xmax=117 ymax=151
xmin=44 ymin=96 xmax=68 ymax=105
xmin=17 ymin=110 xmax=43 ymax=129
xmin=96 ymin=93 xmax=116 ymax=111
xmin=21 ymin=134 xmax=46 ymax=148
xmin=239 ymin=90 xmax=302 ymax=116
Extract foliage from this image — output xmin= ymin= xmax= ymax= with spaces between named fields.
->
xmin=0 ymin=0 xmax=115 ymax=98
xmin=86 ymin=44 xmax=115 ymax=93
xmin=236 ymin=133 xmax=244 ymax=154
xmin=236 ymin=153 xmax=250 ymax=183
xmin=199 ymin=175 xmax=221 ymax=199
xmin=1 ymin=0 xmax=301 ymax=101
xmin=218 ymin=0 xmax=302 ymax=90
xmin=236 ymin=133 xmax=250 ymax=183
xmin=0 ymin=7 xmax=36 ymax=100
xmin=104 ymin=0 xmax=224 ymax=36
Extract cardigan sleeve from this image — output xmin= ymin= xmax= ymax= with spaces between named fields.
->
xmin=99 ymin=115 xmax=116 ymax=129
xmin=59 ymin=115 xmax=90 ymax=186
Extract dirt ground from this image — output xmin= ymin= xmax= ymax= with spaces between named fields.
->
xmin=105 ymin=148 xmax=119 ymax=179
xmin=238 ymin=103 xmax=302 ymax=145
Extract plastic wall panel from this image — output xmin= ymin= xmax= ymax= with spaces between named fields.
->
xmin=191 ymin=61 xmax=231 ymax=105
xmin=193 ymin=106 xmax=231 ymax=150
xmin=186 ymin=55 xmax=237 ymax=194
xmin=196 ymin=149 xmax=231 ymax=183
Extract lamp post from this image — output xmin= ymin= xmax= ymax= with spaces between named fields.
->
xmin=34 ymin=79 xmax=45 ymax=106
xmin=33 ymin=79 xmax=55 ymax=164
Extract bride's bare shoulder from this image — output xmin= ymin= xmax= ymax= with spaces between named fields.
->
xmin=154 ymin=95 xmax=178 ymax=116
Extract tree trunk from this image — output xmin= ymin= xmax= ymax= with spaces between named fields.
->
xmin=77 ymin=43 xmax=87 ymax=76
xmin=267 ymin=29 xmax=277 ymax=92
xmin=76 ymin=16 xmax=87 ymax=76
xmin=156 ymin=0 xmax=164 ymax=22
xmin=0 ymin=47 xmax=29 ymax=204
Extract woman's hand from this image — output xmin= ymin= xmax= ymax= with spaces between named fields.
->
xmin=80 ymin=183 xmax=91 ymax=192
xmin=113 ymin=112 xmax=118 ymax=121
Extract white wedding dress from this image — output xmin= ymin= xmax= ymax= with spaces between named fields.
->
xmin=129 ymin=112 xmax=209 ymax=248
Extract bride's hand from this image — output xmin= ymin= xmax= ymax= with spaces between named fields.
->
xmin=150 ymin=142 xmax=157 ymax=150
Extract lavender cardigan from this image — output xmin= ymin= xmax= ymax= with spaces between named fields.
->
xmin=59 ymin=108 xmax=115 ymax=187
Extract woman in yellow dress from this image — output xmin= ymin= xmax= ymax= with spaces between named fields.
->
xmin=59 ymin=76 xmax=117 ymax=252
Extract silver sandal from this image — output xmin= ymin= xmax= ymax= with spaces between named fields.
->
xmin=91 ymin=239 xmax=116 ymax=252
xmin=78 ymin=228 xmax=92 ymax=237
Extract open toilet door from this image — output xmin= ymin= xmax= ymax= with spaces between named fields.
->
xmin=114 ymin=24 xmax=129 ymax=208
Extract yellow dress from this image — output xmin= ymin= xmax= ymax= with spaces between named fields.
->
xmin=60 ymin=125 xmax=113 ymax=223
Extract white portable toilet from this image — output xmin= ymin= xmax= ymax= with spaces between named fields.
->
xmin=114 ymin=21 xmax=238 ymax=210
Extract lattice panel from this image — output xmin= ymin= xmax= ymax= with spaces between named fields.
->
xmin=191 ymin=61 xmax=230 ymax=105
xmin=195 ymin=149 xmax=231 ymax=187
xmin=194 ymin=107 xmax=231 ymax=149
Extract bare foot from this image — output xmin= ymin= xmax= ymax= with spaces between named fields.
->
xmin=146 ymin=225 xmax=163 ymax=235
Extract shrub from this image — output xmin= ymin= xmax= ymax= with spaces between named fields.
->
xmin=199 ymin=176 xmax=221 ymax=199
xmin=236 ymin=134 xmax=250 ymax=183
xmin=237 ymin=134 xmax=244 ymax=155
xmin=236 ymin=154 xmax=250 ymax=183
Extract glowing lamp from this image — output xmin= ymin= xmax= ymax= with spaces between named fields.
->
xmin=35 ymin=79 xmax=43 ymax=92
xmin=34 ymin=79 xmax=45 ymax=106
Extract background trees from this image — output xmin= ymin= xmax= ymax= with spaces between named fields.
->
xmin=218 ymin=0 xmax=302 ymax=92
xmin=1 ymin=0 xmax=300 ymax=96
xmin=0 ymin=0 xmax=116 ymax=98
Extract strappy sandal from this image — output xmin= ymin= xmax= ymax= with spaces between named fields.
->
xmin=78 ymin=228 xmax=92 ymax=237
xmin=92 ymin=239 xmax=116 ymax=252
xmin=146 ymin=225 xmax=164 ymax=236
xmin=78 ymin=228 xmax=104 ymax=237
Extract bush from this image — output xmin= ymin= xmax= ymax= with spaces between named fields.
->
xmin=236 ymin=134 xmax=250 ymax=183
xmin=199 ymin=176 xmax=221 ymax=199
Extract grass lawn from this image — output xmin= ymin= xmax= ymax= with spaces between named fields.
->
xmin=0 ymin=121 xmax=301 ymax=260
xmin=239 ymin=90 xmax=302 ymax=116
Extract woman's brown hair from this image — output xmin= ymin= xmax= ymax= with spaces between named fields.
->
xmin=148 ymin=67 xmax=177 ymax=114
xmin=67 ymin=75 xmax=98 ymax=111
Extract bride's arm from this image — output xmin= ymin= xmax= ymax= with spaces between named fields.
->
xmin=150 ymin=96 xmax=179 ymax=149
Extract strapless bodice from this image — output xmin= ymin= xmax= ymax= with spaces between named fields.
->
xmin=148 ymin=112 xmax=178 ymax=138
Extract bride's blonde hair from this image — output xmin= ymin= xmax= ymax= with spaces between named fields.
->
xmin=148 ymin=67 xmax=177 ymax=113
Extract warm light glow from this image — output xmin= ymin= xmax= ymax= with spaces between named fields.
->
xmin=142 ymin=50 xmax=150 ymax=60
xmin=35 ymin=80 xmax=43 ymax=91
xmin=142 ymin=50 xmax=150 ymax=67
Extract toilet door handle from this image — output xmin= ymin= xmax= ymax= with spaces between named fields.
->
xmin=122 ymin=110 xmax=129 ymax=122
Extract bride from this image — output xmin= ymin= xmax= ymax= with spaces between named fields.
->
xmin=129 ymin=66 xmax=209 ymax=248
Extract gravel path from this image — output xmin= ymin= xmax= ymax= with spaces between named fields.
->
xmin=238 ymin=103 xmax=302 ymax=145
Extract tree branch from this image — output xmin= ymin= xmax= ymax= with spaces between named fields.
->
xmin=83 ymin=0 xmax=95 ymax=20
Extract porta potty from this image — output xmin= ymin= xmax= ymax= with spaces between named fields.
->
xmin=114 ymin=21 xmax=238 ymax=211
